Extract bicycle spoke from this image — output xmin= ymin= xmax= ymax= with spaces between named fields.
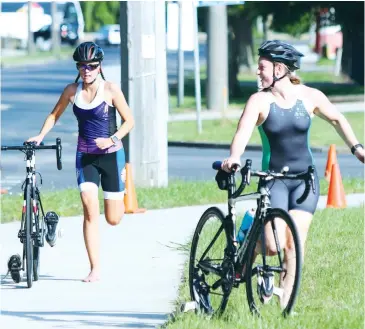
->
xmin=189 ymin=208 xmax=233 ymax=315
xmin=245 ymin=209 xmax=302 ymax=316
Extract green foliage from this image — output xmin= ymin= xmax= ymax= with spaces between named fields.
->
xmin=235 ymin=1 xmax=315 ymax=37
xmin=80 ymin=1 xmax=120 ymax=32
xmin=270 ymin=10 xmax=314 ymax=37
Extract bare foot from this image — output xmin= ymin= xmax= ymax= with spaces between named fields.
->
xmin=82 ymin=270 xmax=100 ymax=282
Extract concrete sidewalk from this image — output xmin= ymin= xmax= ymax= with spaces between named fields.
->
xmin=0 ymin=193 xmax=364 ymax=329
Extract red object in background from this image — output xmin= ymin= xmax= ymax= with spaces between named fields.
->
xmin=314 ymin=7 xmax=343 ymax=59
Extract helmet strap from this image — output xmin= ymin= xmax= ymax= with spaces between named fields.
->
xmin=270 ymin=63 xmax=289 ymax=88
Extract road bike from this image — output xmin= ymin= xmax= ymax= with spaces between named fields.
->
xmin=2 ymin=138 xmax=62 ymax=288
xmin=189 ymin=159 xmax=316 ymax=317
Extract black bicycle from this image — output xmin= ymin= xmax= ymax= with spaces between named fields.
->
xmin=189 ymin=159 xmax=316 ymax=317
xmin=1 ymin=138 xmax=62 ymax=288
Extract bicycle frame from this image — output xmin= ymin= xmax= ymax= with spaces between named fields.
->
xmin=208 ymin=159 xmax=313 ymax=280
xmin=18 ymin=148 xmax=46 ymax=267
xmin=197 ymin=178 xmax=272 ymax=278
xmin=224 ymin=173 xmax=281 ymax=276
xmin=190 ymin=160 xmax=312 ymax=315
xmin=2 ymin=139 xmax=62 ymax=287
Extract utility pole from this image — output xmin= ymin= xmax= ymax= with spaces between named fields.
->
xmin=120 ymin=2 xmax=129 ymax=163
xmin=177 ymin=1 xmax=184 ymax=107
xmin=206 ymin=5 xmax=228 ymax=114
xmin=120 ymin=1 xmax=168 ymax=187
xmin=27 ymin=1 xmax=35 ymax=55
xmin=51 ymin=1 xmax=60 ymax=56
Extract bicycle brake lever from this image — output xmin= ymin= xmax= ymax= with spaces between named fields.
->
xmin=36 ymin=172 xmax=43 ymax=186
xmin=246 ymin=168 xmax=251 ymax=185
xmin=310 ymin=173 xmax=316 ymax=194
xmin=296 ymin=178 xmax=310 ymax=204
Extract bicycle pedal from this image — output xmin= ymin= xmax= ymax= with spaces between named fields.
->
xmin=45 ymin=211 xmax=60 ymax=247
xmin=7 ymin=254 xmax=22 ymax=283
xmin=45 ymin=211 xmax=59 ymax=223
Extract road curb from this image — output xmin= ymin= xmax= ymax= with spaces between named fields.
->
xmin=168 ymin=141 xmax=351 ymax=154
xmin=328 ymin=94 xmax=365 ymax=103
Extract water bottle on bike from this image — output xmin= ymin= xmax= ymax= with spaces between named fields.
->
xmin=236 ymin=208 xmax=255 ymax=244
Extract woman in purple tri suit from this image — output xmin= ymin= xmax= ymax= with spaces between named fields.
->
xmin=27 ymin=42 xmax=135 ymax=282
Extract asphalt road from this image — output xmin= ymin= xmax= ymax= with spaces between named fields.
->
xmin=1 ymin=47 xmax=363 ymax=192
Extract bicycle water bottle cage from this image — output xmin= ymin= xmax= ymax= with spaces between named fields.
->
xmin=215 ymin=170 xmax=230 ymax=190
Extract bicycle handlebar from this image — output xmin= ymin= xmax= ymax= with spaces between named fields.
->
xmin=1 ymin=138 xmax=63 ymax=171
xmin=212 ymin=160 xmax=316 ymax=202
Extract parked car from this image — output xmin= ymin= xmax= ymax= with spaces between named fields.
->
xmin=33 ymin=25 xmax=52 ymax=51
xmin=0 ymin=1 xmax=84 ymax=50
xmin=60 ymin=22 xmax=79 ymax=46
xmin=33 ymin=23 xmax=79 ymax=51
xmin=95 ymin=24 xmax=120 ymax=46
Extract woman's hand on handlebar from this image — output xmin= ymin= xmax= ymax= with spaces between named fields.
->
xmin=222 ymin=157 xmax=241 ymax=173
xmin=26 ymin=135 xmax=44 ymax=146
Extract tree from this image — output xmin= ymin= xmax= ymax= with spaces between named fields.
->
xmin=80 ymin=1 xmax=120 ymax=32
xmin=331 ymin=2 xmax=364 ymax=85
xmin=246 ymin=1 xmax=364 ymax=85
xmin=226 ymin=3 xmax=255 ymax=96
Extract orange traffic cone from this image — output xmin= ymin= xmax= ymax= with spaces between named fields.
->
xmin=124 ymin=163 xmax=146 ymax=214
xmin=325 ymin=144 xmax=337 ymax=182
xmin=326 ymin=163 xmax=347 ymax=208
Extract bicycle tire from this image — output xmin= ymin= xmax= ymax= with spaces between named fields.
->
xmin=189 ymin=207 xmax=232 ymax=315
xmin=25 ymin=184 xmax=33 ymax=288
xmin=33 ymin=246 xmax=40 ymax=281
xmin=33 ymin=198 xmax=40 ymax=281
xmin=245 ymin=208 xmax=302 ymax=317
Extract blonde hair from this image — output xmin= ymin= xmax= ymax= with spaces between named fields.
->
xmin=259 ymin=62 xmax=301 ymax=91
xmin=289 ymin=73 xmax=301 ymax=85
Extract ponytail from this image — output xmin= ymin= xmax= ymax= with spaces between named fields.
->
xmin=289 ymin=72 xmax=301 ymax=85
xmin=100 ymin=67 xmax=106 ymax=81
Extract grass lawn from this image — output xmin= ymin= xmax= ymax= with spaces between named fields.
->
xmin=169 ymin=69 xmax=364 ymax=113
xmin=164 ymin=206 xmax=364 ymax=329
xmin=168 ymin=112 xmax=364 ymax=148
xmin=1 ymin=47 xmax=74 ymax=65
xmin=1 ymin=178 xmax=363 ymax=223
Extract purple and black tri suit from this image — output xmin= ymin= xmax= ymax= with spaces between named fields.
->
xmin=73 ymin=80 xmax=126 ymax=197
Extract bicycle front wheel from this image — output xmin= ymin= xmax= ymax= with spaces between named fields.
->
xmin=189 ymin=207 xmax=233 ymax=316
xmin=245 ymin=208 xmax=302 ymax=317
xmin=25 ymin=184 xmax=33 ymax=288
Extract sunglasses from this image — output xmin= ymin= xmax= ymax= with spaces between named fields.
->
xmin=76 ymin=63 xmax=100 ymax=71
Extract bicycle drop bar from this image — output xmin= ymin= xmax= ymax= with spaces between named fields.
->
xmin=212 ymin=160 xmax=316 ymax=202
xmin=1 ymin=138 xmax=63 ymax=170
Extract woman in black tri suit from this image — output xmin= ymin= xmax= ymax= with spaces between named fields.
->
xmin=222 ymin=40 xmax=364 ymax=307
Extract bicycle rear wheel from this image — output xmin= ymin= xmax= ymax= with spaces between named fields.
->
xmin=189 ymin=207 xmax=233 ymax=316
xmin=245 ymin=208 xmax=302 ymax=317
xmin=33 ymin=246 xmax=40 ymax=281
xmin=33 ymin=198 xmax=41 ymax=281
xmin=25 ymin=184 xmax=33 ymax=288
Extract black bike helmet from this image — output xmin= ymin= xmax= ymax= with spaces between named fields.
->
xmin=73 ymin=41 xmax=104 ymax=63
xmin=258 ymin=40 xmax=304 ymax=71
